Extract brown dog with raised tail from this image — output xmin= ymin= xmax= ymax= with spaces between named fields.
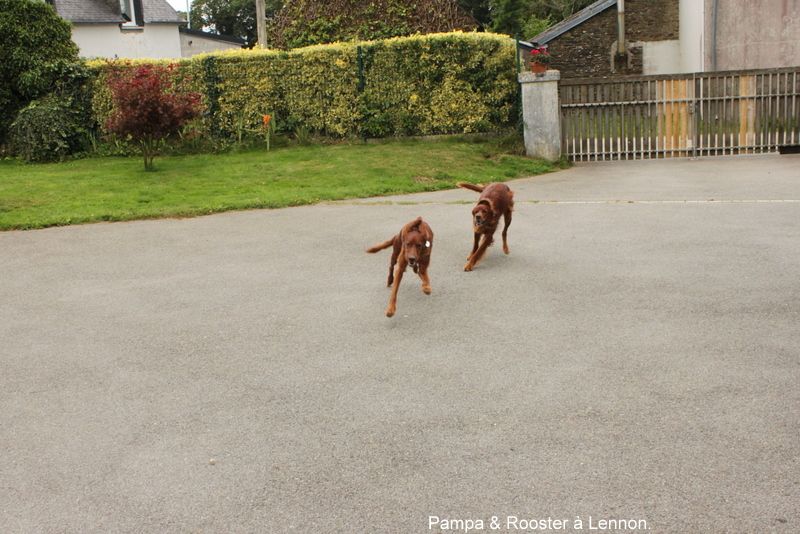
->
xmin=457 ymin=182 xmax=514 ymax=271
xmin=367 ymin=217 xmax=433 ymax=317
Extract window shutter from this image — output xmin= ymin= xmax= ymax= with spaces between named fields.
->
xmin=133 ymin=0 xmax=144 ymax=26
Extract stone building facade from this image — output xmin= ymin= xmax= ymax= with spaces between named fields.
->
xmin=527 ymin=0 xmax=680 ymax=79
xmin=525 ymin=0 xmax=800 ymax=79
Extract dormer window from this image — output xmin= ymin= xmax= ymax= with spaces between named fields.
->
xmin=119 ymin=0 xmax=141 ymax=28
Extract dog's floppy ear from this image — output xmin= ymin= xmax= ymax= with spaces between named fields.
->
xmin=401 ymin=216 xmax=423 ymax=237
xmin=477 ymin=199 xmax=495 ymax=217
xmin=421 ymin=223 xmax=433 ymax=244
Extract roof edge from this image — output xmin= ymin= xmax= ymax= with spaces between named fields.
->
xmin=529 ymin=0 xmax=617 ymax=45
xmin=179 ymin=27 xmax=246 ymax=45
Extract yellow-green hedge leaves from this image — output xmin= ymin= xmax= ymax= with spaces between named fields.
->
xmin=90 ymin=32 xmax=518 ymax=140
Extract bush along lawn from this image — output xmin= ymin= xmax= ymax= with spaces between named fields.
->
xmin=0 ymin=137 xmax=557 ymax=231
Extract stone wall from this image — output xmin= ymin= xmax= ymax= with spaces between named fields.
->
xmin=544 ymin=0 xmax=679 ymax=79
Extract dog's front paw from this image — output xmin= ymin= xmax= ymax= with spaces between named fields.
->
xmin=385 ymin=305 xmax=396 ymax=317
xmin=503 ymin=245 xmax=510 ymax=254
xmin=463 ymin=263 xmax=473 ymax=272
xmin=422 ymin=285 xmax=432 ymax=295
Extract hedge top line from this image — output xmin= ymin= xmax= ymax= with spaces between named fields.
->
xmin=85 ymin=31 xmax=516 ymax=69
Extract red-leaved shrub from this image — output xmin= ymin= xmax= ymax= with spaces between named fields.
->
xmin=106 ymin=64 xmax=201 ymax=170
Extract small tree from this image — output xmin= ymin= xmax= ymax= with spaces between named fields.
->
xmin=190 ymin=0 xmax=282 ymax=46
xmin=106 ymin=64 xmax=201 ymax=170
xmin=490 ymin=0 xmax=528 ymax=36
xmin=268 ymin=0 xmax=477 ymax=49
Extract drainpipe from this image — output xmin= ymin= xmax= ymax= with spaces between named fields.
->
xmin=617 ymin=0 xmax=626 ymax=54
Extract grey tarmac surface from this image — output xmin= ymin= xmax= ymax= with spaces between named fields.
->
xmin=1 ymin=154 xmax=799 ymax=533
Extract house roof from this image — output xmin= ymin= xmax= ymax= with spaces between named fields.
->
xmin=53 ymin=0 xmax=124 ymax=23
xmin=140 ymin=0 xmax=182 ymax=23
xmin=523 ymin=0 xmax=617 ymax=47
xmin=53 ymin=0 xmax=182 ymax=24
xmin=179 ymin=27 xmax=246 ymax=46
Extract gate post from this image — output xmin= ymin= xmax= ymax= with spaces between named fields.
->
xmin=518 ymin=70 xmax=562 ymax=161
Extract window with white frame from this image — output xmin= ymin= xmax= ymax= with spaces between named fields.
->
xmin=119 ymin=0 xmax=140 ymax=27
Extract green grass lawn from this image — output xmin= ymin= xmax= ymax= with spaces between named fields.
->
xmin=0 ymin=137 xmax=556 ymax=231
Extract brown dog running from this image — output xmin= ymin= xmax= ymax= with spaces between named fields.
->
xmin=457 ymin=182 xmax=514 ymax=271
xmin=366 ymin=216 xmax=433 ymax=317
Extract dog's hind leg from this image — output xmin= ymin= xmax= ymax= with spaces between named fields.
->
xmin=387 ymin=250 xmax=398 ymax=287
xmin=386 ymin=257 xmax=406 ymax=317
xmin=502 ymin=210 xmax=512 ymax=255
xmin=386 ymin=238 xmax=401 ymax=287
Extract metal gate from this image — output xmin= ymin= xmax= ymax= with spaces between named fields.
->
xmin=559 ymin=68 xmax=800 ymax=161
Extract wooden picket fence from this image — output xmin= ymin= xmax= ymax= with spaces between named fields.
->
xmin=559 ymin=68 xmax=800 ymax=161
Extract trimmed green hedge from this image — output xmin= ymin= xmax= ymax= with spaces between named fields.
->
xmin=9 ymin=93 xmax=91 ymax=162
xmin=89 ymin=32 xmax=518 ymax=142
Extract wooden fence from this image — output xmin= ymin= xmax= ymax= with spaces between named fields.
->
xmin=559 ymin=68 xmax=800 ymax=161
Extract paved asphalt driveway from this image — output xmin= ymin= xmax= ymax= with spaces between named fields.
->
xmin=1 ymin=155 xmax=799 ymax=533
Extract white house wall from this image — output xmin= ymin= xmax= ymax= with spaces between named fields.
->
xmin=642 ymin=40 xmax=682 ymax=74
xmin=71 ymin=24 xmax=182 ymax=59
xmin=679 ymin=0 xmax=704 ymax=72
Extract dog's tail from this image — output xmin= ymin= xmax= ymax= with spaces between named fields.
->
xmin=457 ymin=182 xmax=485 ymax=193
xmin=366 ymin=238 xmax=394 ymax=254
